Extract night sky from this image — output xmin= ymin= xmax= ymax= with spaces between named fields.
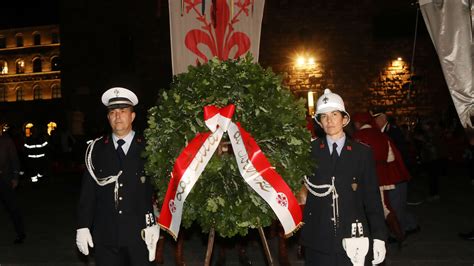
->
xmin=0 ymin=1 xmax=421 ymax=36
xmin=0 ymin=0 xmax=59 ymax=29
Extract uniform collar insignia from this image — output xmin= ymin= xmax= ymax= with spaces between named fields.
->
xmin=346 ymin=145 xmax=352 ymax=151
xmin=104 ymin=136 xmax=110 ymax=144
xmin=320 ymin=142 xmax=325 ymax=149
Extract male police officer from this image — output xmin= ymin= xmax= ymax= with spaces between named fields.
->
xmin=76 ymin=87 xmax=159 ymax=265
xmin=301 ymin=89 xmax=387 ymax=266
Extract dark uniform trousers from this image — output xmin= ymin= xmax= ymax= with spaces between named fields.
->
xmin=304 ymin=247 xmax=352 ymax=266
xmin=95 ymin=243 xmax=150 ymax=266
xmin=77 ymin=134 xmax=153 ymax=266
xmin=301 ymin=138 xmax=387 ymax=266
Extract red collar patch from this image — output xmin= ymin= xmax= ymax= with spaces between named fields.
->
xmin=320 ymin=143 xmax=325 ymax=149
xmin=346 ymin=145 xmax=352 ymax=151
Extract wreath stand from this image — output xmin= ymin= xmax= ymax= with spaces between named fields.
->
xmin=203 ymin=227 xmax=274 ymax=266
xmin=200 ymin=142 xmax=274 ymax=265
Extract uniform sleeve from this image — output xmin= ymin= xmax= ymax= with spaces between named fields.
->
xmin=77 ymin=171 xmax=96 ymax=229
xmin=362 ymin=148 xmax=387 ymax=241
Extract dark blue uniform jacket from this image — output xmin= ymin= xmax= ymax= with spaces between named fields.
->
xmin=301 ymin=137 xmax=387 ymax=254
xmin=77 ymin=134 xmax=153 ymax=246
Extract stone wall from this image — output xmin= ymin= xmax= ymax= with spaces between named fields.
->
xmin=260 ymin=0 xmax=450 ymax=125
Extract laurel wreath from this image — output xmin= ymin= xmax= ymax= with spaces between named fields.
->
xmin=144 ymin=55 xmax=313 ymax=238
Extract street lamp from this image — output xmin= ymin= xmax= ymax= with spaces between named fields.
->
xmin=295 ymin=55 xmax=316 ymax=69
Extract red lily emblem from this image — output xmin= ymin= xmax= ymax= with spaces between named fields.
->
xmin=184 ymin=0 xmax=252 ymax=64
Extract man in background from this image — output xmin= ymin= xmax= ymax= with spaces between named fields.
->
xmin=0 ymin=126 xmax=26 ymax=244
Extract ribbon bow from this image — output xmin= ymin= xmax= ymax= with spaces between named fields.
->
xmin=203 ymin=104 xmax=235 ymax=132
xmin=158 ymin=104 xmax=302 ymax=239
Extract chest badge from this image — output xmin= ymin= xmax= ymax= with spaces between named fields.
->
xmin=351 ymin=177 xmax=358 ymax=191
xmin=140 ymin=176 xmax=146 ymax=183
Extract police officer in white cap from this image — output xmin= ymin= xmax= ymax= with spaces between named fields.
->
xmin=76 ymin=87 xmax=160 ymax=265
xmin=300 ymin=89 xmax=387 ymax=266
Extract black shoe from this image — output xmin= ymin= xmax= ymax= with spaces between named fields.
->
xmin=459 ymin=230 xmax=474 ymax=241
xmin=13 ymin=234 xmax=26 ymax=244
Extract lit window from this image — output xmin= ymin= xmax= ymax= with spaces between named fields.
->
xmin=33 ymin=86 xmax=42 ymax=100
xmin=0 ymin=60 xmax=7 ymax=74
xmin=33 ymin=57 xmax=42 ymax=72
xmin=16 ymin=87 xmax=24 ymax=101
xmin=16 ymin=60 xmax=25 ymax=74
xmin=51 ymin=56 xmax=60 ymax=71
xmin=51 ymin=84 xmax=61 ymax=99
xmin=1 ymin=123 xmax=9 ymax=132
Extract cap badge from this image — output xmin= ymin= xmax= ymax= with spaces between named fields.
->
xmin=323 ymin=97 xmax=329 ymax=104
xmin=114 ymin=88 xmax=120 ymax=97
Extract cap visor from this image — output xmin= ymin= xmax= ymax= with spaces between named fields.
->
xmin=107 ymin=104 xmax=133 ymax=110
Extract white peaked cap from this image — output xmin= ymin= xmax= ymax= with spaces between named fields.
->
xmin=101 ymin=87 xmax=138 ymax=109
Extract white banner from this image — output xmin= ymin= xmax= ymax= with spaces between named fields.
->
xmin=168 ymin=0 xmax=265 ymax=75
xmin=420 ymin=0 xmax=474 ymax=128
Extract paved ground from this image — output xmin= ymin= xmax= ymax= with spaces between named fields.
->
xmin=1 ymin=162 xmax=473 ymax=266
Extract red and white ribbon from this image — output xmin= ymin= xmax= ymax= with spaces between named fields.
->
xmin=158 ymin=104 xmax=302 ymax=239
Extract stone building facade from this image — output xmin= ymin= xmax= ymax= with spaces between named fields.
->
xmin=0 ymin=25 xmax=61 ymax=102
xmin=0 ymin=25 xmax=63 ymax=132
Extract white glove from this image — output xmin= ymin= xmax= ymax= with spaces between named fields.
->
xmin=342 ymin=237 xmax=369 ymax=266
xmin=141 ymin=225 xmax=160 ymax=261
xmin=76 ymin=228 xmax=94 ymax=256
xmin=372 ymin=239 xmax=386 ymax=265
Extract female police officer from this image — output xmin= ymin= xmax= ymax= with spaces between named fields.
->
xmin=300 ymin=89 xmax=387 ymax=266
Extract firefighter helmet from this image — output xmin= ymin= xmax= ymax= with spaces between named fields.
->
xmin=314 ymin=89 xmax=350 ymax=126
